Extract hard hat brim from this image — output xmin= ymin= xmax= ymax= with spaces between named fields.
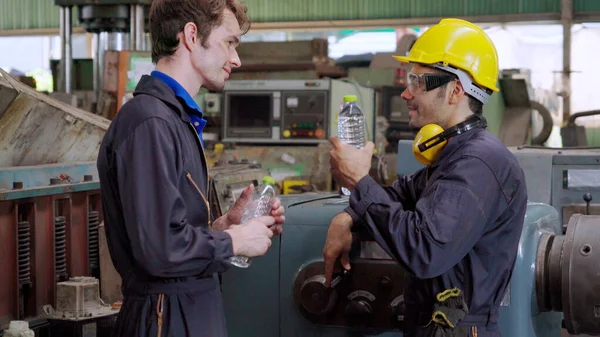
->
xmin=392 ymin=55 xmax=413 ymax=64
xmin=392 ymin=55 xmax=437 ymax=68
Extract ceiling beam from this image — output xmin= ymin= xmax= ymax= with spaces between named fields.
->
xmin=250 ymin=13 xmax=564 ymax=32
xmin=1 ymin=12 xmax=599 ymax=37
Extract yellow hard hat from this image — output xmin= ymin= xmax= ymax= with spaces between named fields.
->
xmin=394 ymin=18 xmax=499 ymax=98
xmin=412 ymin=124 xmax=447 ymax=166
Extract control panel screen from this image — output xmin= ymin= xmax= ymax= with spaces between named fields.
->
xmin=381 ymin=86 xmax=409 ymax=124
xmin=564 ymin=169 xmax=600 ymax=190
xmin=228 ymin=94 xmax=272 ymax=127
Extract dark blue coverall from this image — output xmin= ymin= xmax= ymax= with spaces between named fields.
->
xmin=345 ymin=126 xmax=528 ymax=337
xmin=97 ymin=72 xmax=233 ymax=337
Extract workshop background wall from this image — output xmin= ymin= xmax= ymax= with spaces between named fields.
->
xmin=3 ymin=0 xmax=600 ymax=146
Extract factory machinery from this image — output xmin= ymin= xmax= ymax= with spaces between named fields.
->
xmin=3 ymin=7 xmax=600 ymax=331
xmin=0 ymin=2 xmax=148 ymax=333
xmin=4 ymin=63 xmax=600 ymax=336
xmin=0 ymin=63 xmax=116 ymax=336
xmin=221 ymin=141 xmax=600 ymax=337
xmin=52 ymin=0 xmax=151 ymax=112
xmin=0 ymin=66 xmax=279 ymax=336
xmin=2 ymin=2 xmax=594 ymax=336
xmin=2 ymin=80 xmax=600 ymax=336
xmin=3 ymin=60 xmax=600 ymax=336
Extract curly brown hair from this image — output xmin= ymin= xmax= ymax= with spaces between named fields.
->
xmin=149 ymin=0 xmax=250 ymax=63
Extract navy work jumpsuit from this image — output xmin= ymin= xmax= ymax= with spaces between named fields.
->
xmin=97 ymin=73 xmax=234 ymax=337
xmin=345 ymin=125 xmax=528 ymax=337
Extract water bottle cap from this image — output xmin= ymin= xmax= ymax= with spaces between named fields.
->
xmin=262 ymin=176 xmax=275 ymax=186
xmin=343 ymin=95 xmax=357 ymax=103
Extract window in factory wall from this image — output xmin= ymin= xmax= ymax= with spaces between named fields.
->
xmin=484 ymin=23 xmax=600 ymax=146
xmin=486 ymin=24 xmax=600 ymax=118
xmin=239 ymin=29 xmax=400 ymax=60
xmin=0 ymin=34 xmax=90 ymax=92
xmin=327 ymin=31 xmax=398 ymax=60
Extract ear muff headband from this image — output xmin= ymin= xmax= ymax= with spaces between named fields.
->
xmin=412 ymin=114 xmax=487 ymax=166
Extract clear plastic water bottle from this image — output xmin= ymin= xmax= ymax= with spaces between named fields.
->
xmin=229 ymin=176 xmax=276 ymax=268
xmin=337 ymin=94 xmax=366 ymax=196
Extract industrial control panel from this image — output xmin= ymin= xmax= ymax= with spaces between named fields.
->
xmin=280 ymin=90 xmax=328 ymax=141
xmin=511 ymin=147 xmax=600 ymax=231
xmin=221 ymin=79 xmax=375 ymax=144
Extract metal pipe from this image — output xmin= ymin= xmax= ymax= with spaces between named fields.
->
xmin=93 ymin=33 xmax=100 ymax=108
xmin=107 ymin=32 xmax=124 ymax=51
xmin=135 ymin=4 xmax=146 ymax=51
xmin=59 ymin=7 xmax=66 ymax=92
xmin=93 ymin=32 xmax=108 ymax=113
xmin=130 ymin=4 xmax=137 ymax=50
xmin=58 ymin=6 xmax=73 ymax=93
xmin=99 ymin=32 xmax=107 ymax=88
xmin=562 ymin=0 xmax=573 ymax=123
xmin=108 ymin=32 xmax=117 ymax=51
xmin=63 ymin=6 xmax=73 ymax=94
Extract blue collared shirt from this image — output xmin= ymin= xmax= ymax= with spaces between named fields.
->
xmin=151 ymin=70 xmax=207 ymax=146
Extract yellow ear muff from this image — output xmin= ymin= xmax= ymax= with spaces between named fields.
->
xmin=412 ymin=124 xmax=448 ymax=166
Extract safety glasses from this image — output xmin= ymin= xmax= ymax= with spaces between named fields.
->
xmin=406 ymin=73 xmax=457 ymax=94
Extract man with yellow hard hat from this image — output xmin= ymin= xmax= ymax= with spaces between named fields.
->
xmin=324 ymin=18 xmax=527 ymax=337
